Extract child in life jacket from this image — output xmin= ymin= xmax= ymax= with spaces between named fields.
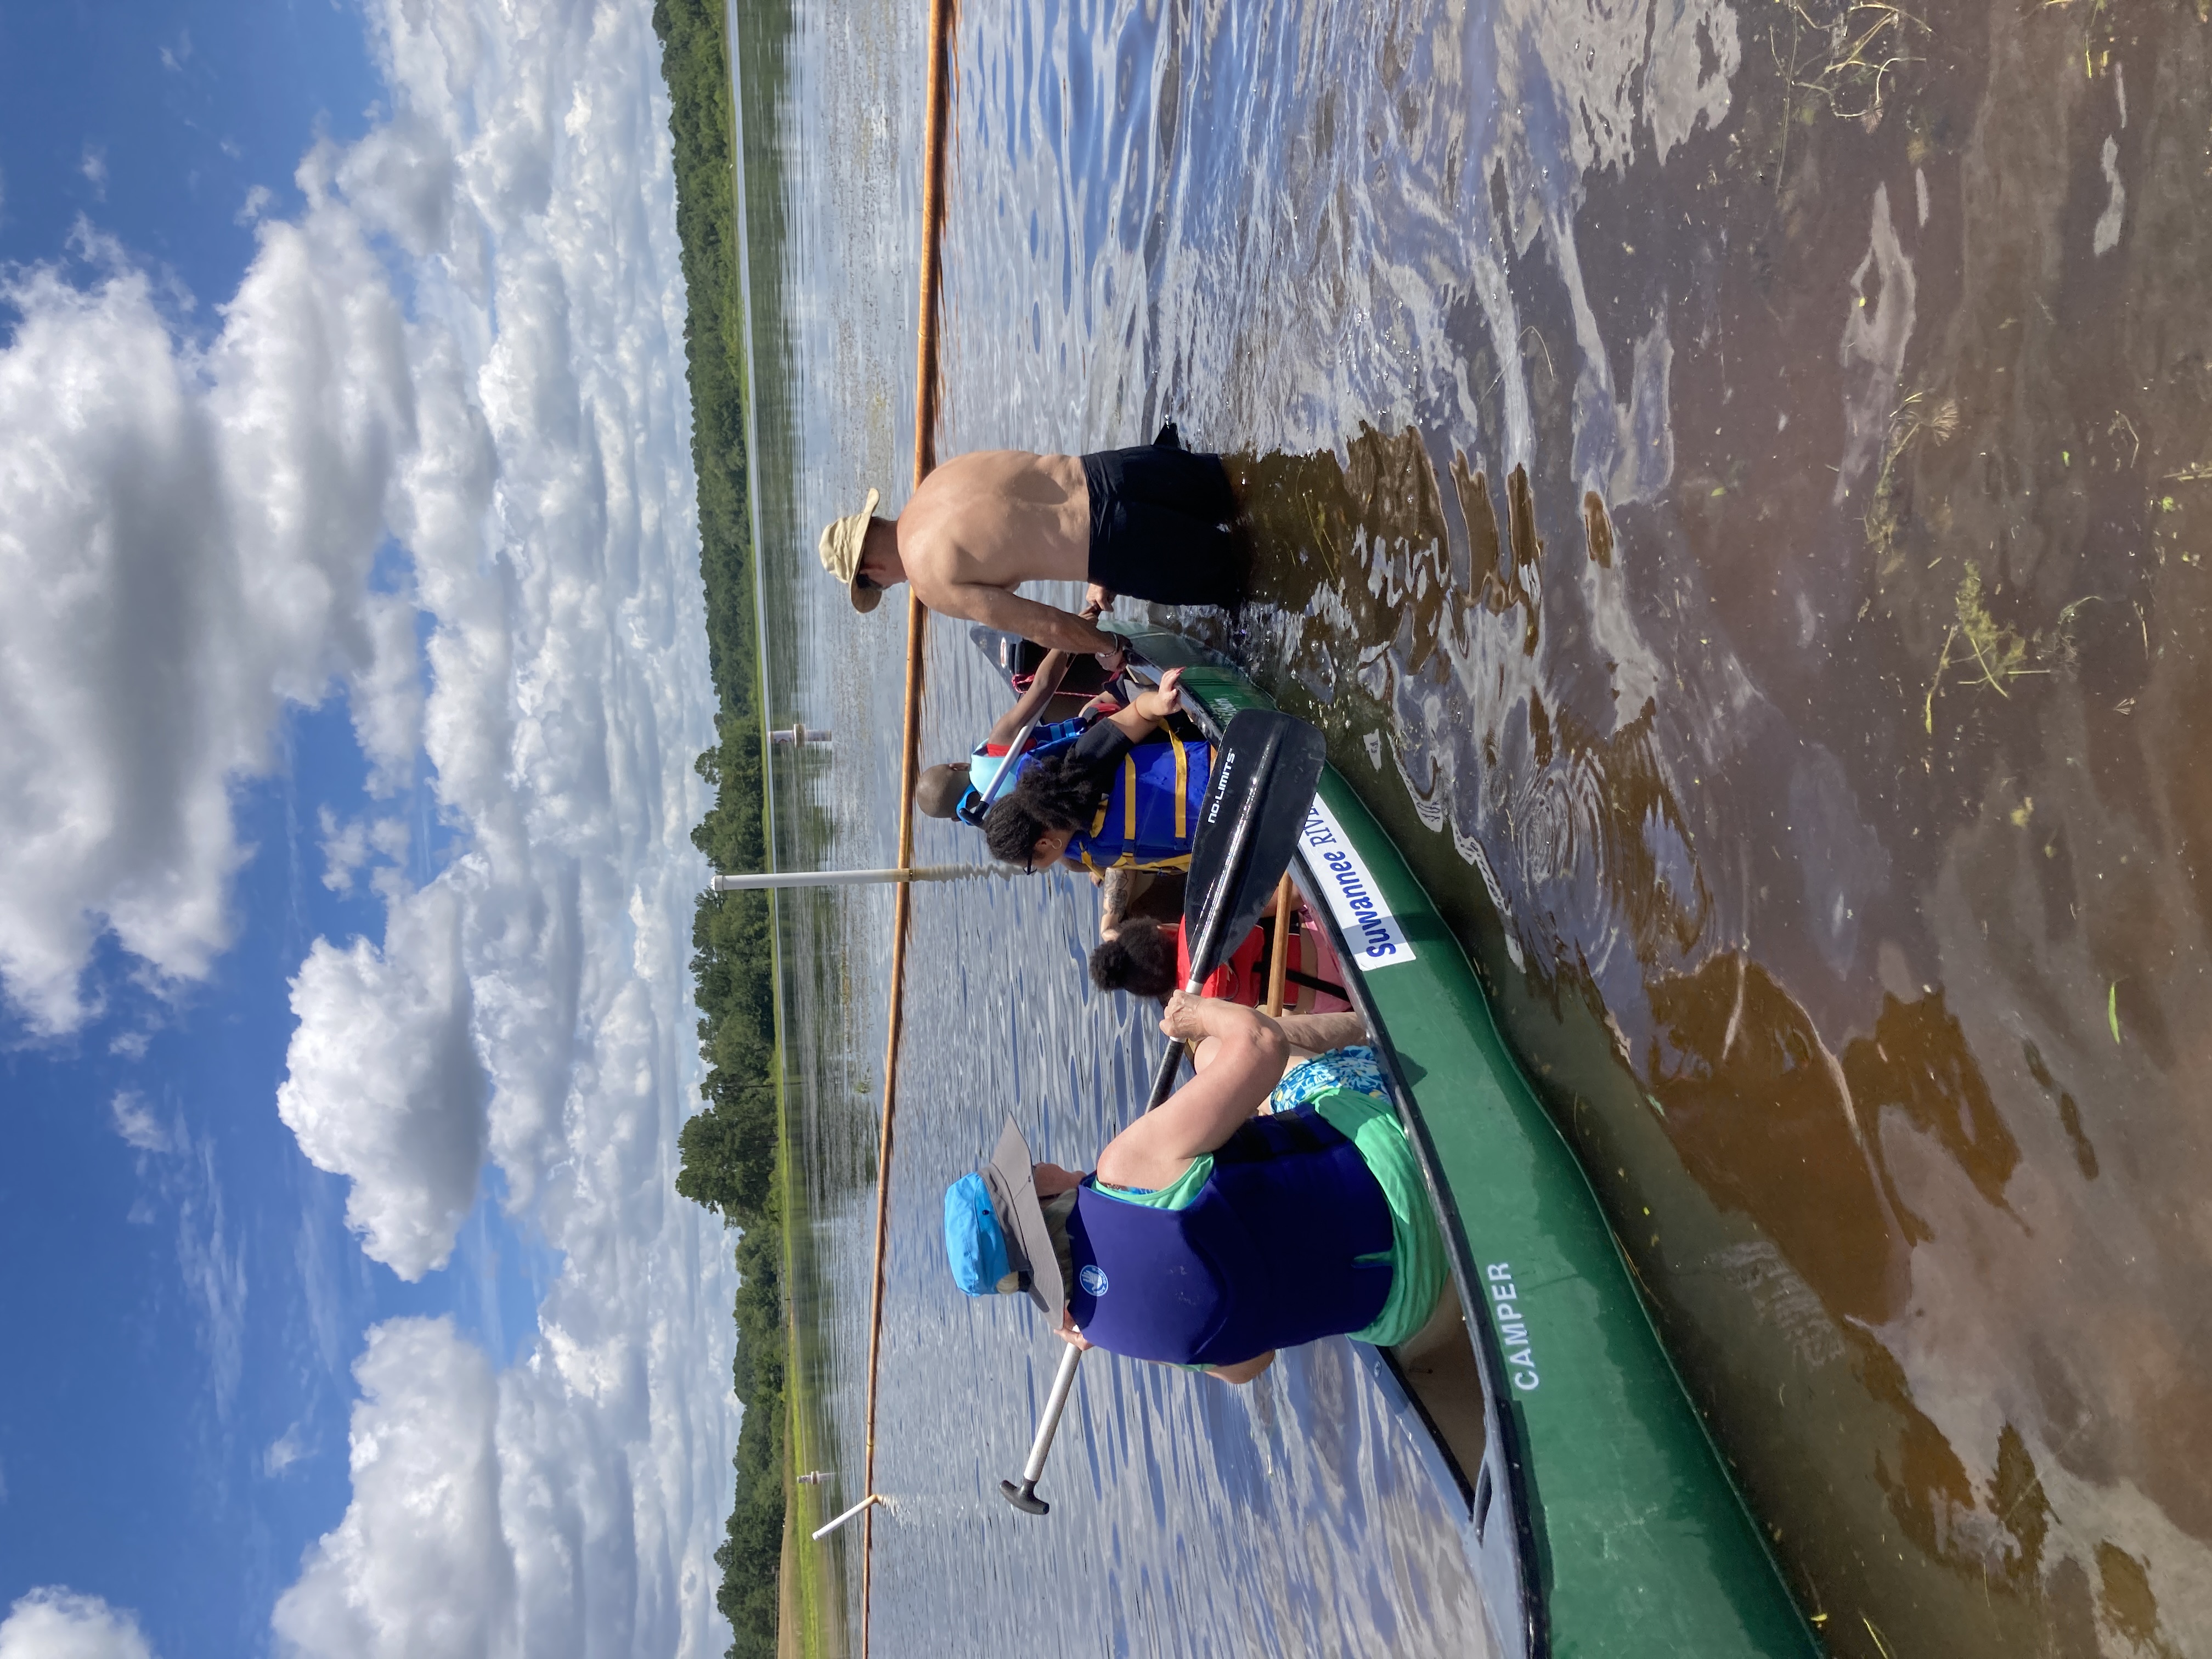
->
xmin=913 ymin=633 xmax=1123 ymax=825
xmin=981 ymin=667 xmax=1209 ymax=875
xmin=1087 ymin=910 xmax=1351 ymax=1013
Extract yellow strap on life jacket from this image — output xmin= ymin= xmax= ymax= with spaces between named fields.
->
xmin=1073 ymin=745 xmax=1183 ymax=872
xmin=1166 ymin=730 xmax=1188 ymax=841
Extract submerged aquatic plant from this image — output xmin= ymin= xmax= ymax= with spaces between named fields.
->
xmin=1866 ymin=392 xmax=1958 ymax=576
xmin=1774 ymin=0 xmax=1932 ymax=123
xmin=1953 ymin=563 xmax=2030 ymax=693
xmin=1922 ymin=562 xmax=2052 ymax=732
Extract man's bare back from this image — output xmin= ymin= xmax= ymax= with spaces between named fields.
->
xmin=900 ymin=451 xmax=1091 ymax=592
xmin=837 ymin=450 xmax=1116 ymax=657
xmin=817 ymin=433 xmax=1244 ymax=653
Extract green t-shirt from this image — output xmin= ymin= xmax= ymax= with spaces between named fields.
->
xmin=1091 ymin=1085 xmax=1447 ymax=1348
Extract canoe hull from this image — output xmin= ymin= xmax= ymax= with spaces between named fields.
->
xmin=1125 ymin=625 xmax=1816 ymax=1659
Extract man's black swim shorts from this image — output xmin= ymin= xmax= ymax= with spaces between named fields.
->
xmin=1081 ymin=439 xmax=1246 ymax=607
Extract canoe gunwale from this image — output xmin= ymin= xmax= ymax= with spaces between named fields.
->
xmin=1289 ymin=854 xmax=1548 ymax=1659
xmin=1152 ymin=655 xmax=1545 ymax=1659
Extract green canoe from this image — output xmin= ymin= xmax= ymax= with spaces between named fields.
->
xmin=1119 ymin=625 xmax=1817 ymax=1659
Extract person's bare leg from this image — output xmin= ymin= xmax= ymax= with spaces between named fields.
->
xmin=1198 ymin=1011 xmax=1367 ymax=1096
xmin=1392 ymin=1277 xmax=1465 ymax=1365
xmin=1274 ymin=1011 xmax=1369 ymax=1072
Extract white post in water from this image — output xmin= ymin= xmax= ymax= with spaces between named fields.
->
xmin=810 ymin=1492 xmax=883 ymax=1541
xmin=769 ymin=724 xmax=832 ymax=747
xmin=708 ymin=866 xmax=1013 ymax=892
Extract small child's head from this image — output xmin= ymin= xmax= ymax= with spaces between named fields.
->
xmin=983 ymin=753 xmax=1103 ymax=867
xmin=1088 ymin=918 xmax=1177 ymax=998
xmin=916 ymin=761 xmax=972 ymax=820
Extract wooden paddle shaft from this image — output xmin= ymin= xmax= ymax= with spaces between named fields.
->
xmin=1261 ymin=874 xmax=1294 ymax=1018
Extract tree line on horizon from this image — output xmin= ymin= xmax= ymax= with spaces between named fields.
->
xmin=654 ymin=0 xmax=785 ymax=1652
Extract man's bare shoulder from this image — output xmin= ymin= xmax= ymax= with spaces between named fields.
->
xmin=930 ymin=447 xmax=1055 ymax=476
xmin=912 ymin=448 xmax=1083 ymax=505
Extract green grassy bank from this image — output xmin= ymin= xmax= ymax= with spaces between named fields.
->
xmin=651 ymin=0 xmax=792 ymax=1654
xmin=778 ymin=1063 xmax=847 ymax=1659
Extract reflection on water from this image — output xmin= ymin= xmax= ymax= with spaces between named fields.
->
xmin=749 ymin=2 xmax=1498 ymax=1654
xmin=929 ymin=0 xmax=2212 ymax=1652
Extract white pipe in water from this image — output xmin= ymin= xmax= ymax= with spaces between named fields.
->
xmin=708 ymin=865 xmax=1013 ymax=891
xmin=810 ymin=1492 xmax=883 ymax=1541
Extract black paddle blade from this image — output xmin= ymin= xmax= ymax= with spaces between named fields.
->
xmin=1146 ymin=709 xmax=1328 ymax=1111
xmin=1182 ymin=709 xmax=1328 ymax=968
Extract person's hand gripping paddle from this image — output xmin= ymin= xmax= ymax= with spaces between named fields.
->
xmin=1000 ymin=707 xmax=1328 ymax=1516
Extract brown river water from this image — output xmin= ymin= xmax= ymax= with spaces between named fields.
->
xmin=754 ymin=0 xmax=2212 ymax=1652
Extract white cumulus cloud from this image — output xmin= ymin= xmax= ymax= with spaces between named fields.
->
xmin=276 ymin=1278 xmax=728 ymax=1659
xmin=264 ymin=1424 xmax=310 ymax=1477
xmin=0 ymin=1589 xmax=155 ymax=1659
xmin=5 ymin=0 xmax=737 ymax=1640
xmin=279 ymin=879 xmax=486 ymax=1280
xmin=318 ymin=810 xmax=409 ymax=896
xmin=273 ymin=1320 xmax=513 ymax=1659
xmin=262 ymin=0 xmax=735 ymax=1646
xmin=0 ymin=200 xmax=425 ymax=1033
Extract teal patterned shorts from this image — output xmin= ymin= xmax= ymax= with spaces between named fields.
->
xmin=1268 ymin=1045 xmax=1390 ymax=1115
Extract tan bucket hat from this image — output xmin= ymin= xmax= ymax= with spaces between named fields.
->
xmin=819 ymin=488 xmax=883 ymax=613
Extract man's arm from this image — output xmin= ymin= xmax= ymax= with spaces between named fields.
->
xmin=930 ymin=582 xmax=1119 ymax=656
xmin=1098 ymin=867 xmax=1139 ymax=939
xmin=983 ymin=646 xmax=1075 ymax=749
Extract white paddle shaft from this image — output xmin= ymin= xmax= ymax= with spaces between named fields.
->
xmin=1020 ymin=1343 xmax=1086 ymax=1485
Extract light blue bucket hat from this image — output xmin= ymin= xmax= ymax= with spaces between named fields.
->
xmin=943 ymin=1116 xmax=1065 ymax=1316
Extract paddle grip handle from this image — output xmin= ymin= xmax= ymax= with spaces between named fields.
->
xmin=1146 ymin=726 xmax=1285 ymax=1113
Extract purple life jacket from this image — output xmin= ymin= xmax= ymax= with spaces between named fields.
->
xmin=1066 ymin=1108 xmax=1393 ymax=1366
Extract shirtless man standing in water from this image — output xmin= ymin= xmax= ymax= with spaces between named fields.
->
xmin=817 ymin=427 xmax=1245 ymax=656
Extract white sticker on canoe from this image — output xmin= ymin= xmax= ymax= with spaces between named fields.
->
xmin=1298 ymin=796 xmax=1417 ymax=969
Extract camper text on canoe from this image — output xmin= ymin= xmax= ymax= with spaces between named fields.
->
xmin=1487 ymin=1263 xmax=1540 ymax=1392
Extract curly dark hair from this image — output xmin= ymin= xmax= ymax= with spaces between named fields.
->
xmin=983 ymin=801 xmax=1048 ymax=866
xmin=982 ymin=752 xmax=1108 ymax=867
xmin=1088 ymin=919 xmax=1176 ymax=997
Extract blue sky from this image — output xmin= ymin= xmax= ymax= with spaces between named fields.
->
xmin=0 ymin=0 xmax=377 ymax=286
xmin=0 ymin=3 xmax=736 ymax=1656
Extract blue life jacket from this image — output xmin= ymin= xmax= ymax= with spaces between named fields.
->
xmin=1066 ymin=1107 xmax=1393 ymax=1365
xmin=954 ymin=723 xmax=1089 ymax=828
xmin=1065 ymin=731 xmax=1210 ymax=873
